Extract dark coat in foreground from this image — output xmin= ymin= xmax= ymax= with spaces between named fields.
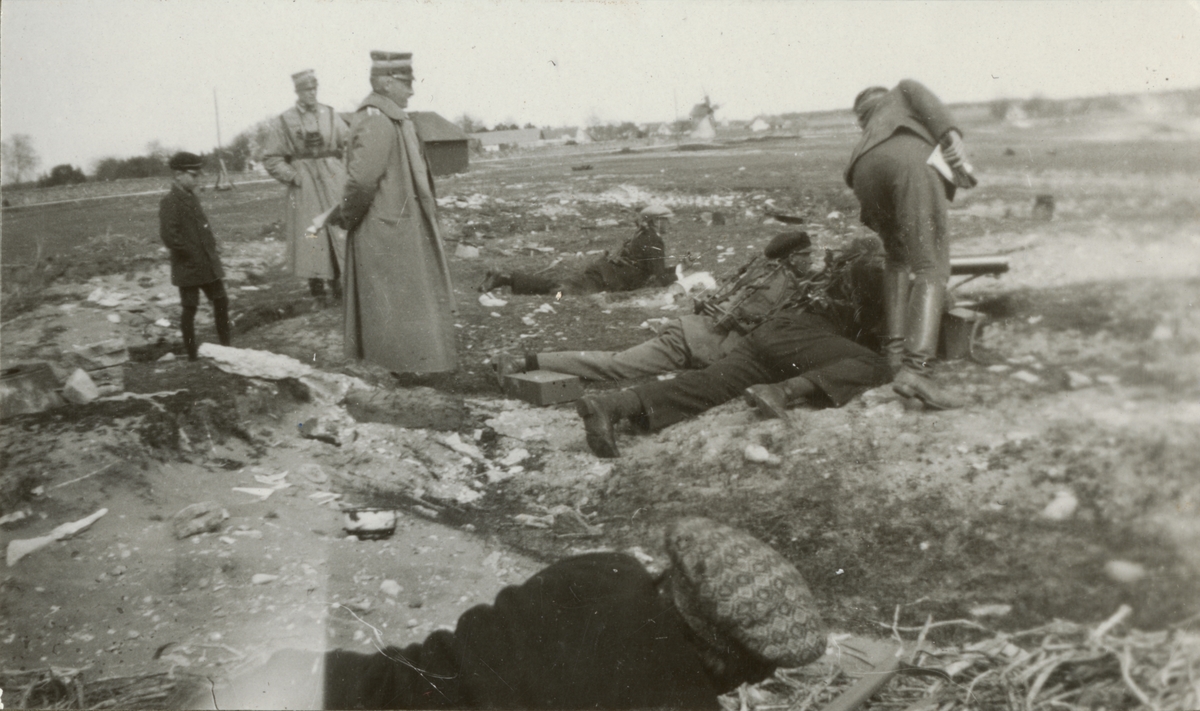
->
xmin=158 ymin=184 xmax=224 ymax=287
xmin=225 ymin=553 xmax=776 ymax=710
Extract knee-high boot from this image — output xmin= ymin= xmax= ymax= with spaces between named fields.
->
xmin=576 ymin=389 xmax=645 ymax=458
xmin=181 ymin=306 xmax=199 ymax=361
xmin=882 ymin=264 xmax=910 ymax=376
xmin=213 ymin=297 xmax=232 ymax=347
xmin=893 ymin=279 xmax=962 ymax=409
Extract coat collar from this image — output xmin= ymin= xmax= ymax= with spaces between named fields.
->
xmin=358 ymin=92 xmax=408 ymax=121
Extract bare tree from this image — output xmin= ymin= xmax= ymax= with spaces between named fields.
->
xmin=2 ymin=134 xmax=42 ymax=184
xmin=456 ymin=114 xmax=486 ymax=133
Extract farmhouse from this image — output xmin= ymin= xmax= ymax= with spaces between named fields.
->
xmin=410 ymin=112 xmax=470 ymax=175
xmin=469 ymin=127 xmax=544 ymax=151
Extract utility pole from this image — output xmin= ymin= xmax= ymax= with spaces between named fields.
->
xmin=212 ymin=89 xmax=234 ymax=190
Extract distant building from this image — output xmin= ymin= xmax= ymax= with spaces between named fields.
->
xmin=541 ymin=127 xmax=579 ymax=144
xmin=749 ymin=117 xmax=771 ymax=132
xmin=469 ymin=128 xmax=544 ymax=150
xmin=336 ymin=111 xmax=469 ymax=175
xmin=410 ymin=112 xmax=470 ymax=175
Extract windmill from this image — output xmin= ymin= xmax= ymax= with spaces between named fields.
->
xmin=688 ymin=94 xmax=719 ymax=140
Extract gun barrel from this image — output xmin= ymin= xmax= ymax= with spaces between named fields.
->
xmin=950 ymin=255 xmax=1010 ymax=276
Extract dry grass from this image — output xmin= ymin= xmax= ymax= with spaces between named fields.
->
xmin=0 ymin=666 xmax=210 ymax=709
xmin=723 ymin=606 xmax=1200 ymax=711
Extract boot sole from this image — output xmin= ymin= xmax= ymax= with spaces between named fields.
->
xmin=743 ymin=387 xmax=790 ymax=420
xmin=892 ymin=383 xmax=961 ymax=411
xmin=576 ymin=398 xmax=620 ymax=458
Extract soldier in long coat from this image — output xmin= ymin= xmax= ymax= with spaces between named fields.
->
xmin=327 ymin=51 xmax=457 ymax=374
xmin=262 ymin=69 xmax=350 ymax=307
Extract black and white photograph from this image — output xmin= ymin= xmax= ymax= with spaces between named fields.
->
xmin=2 ymin=1 xmax=1199 ymax=708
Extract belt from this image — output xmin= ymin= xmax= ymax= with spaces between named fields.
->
xmin=294 ymin=151 xmax=343 ymax=161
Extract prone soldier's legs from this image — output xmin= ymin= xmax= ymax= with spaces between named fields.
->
xmin=537 ymin=323 xmax=692 ymax=381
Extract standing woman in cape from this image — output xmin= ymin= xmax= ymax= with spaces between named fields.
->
xmin=324 ymin=51 xmax=457 ymax=374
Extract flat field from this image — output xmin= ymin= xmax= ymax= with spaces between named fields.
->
xmin=2 ymin=108 xmax=1199 ymax=708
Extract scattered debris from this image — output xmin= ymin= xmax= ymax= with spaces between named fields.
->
xmin=1104 ymin=559 xmax=1147 ymax=583
xmin=62 ymin=368 xmax=101 ymax=405
xmin=250 ymin=574 xmax=279 ymax=585
xmin=1040 ymin=490 xmax=1079 ymax=520
xmin=343 ymin=509 xmax=396 ymax=539
xmin=171 ymin=502 xmax=228 ymax=539
xmin=744 ymin=444 xmax=781 ymax=465
xmin=298 ymin=417 xmax=341 ymax=446
xmin=1011 ymin=370 xmax=1042 ymax=384
xmin=7 ymin=508 xmax=108 ymax=566
xmin=1065 ymin=371 xmax=1095 ymax=389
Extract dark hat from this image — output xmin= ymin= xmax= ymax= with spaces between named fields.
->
xmin=370 ymin=50 xmax=413 ymax=80
xmin=854 ymin=86 xmax=888 ymax=113
xmin=764 ymin=231 xmax=812 ymax=259
xmin=664 ymin=517 xmax=825 ymax=668
xmin=168 ymin=152 xmax=203 ymax=172
xmin=292 ymin=69 xmax=318 ymax=89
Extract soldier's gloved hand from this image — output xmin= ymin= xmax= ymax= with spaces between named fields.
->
xmin=941 ymin=130 xmax=967 ymax=169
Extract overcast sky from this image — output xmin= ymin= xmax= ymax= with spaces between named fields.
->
xmin=2 ymin=0 xmax=1199 ymax=172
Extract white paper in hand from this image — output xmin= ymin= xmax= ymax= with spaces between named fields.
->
xmin=307 ymin=206 xmax=337 ymax=237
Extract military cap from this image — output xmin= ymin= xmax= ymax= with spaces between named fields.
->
xmin=664 ymin=517 xmax=825 ymax=668
xmin=292 ymin=69 xmax=318 ymax=89
xmin=168 ymin=152 xmax=204 ymax=172
xmin=764 ymin=231 xmax=812 ymax=259
xmin=370 ymin=51 xmax=414 ymax=80
xmin=639 ymin=204 xmax=674 ymax=219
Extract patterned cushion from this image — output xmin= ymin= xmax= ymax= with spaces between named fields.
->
xmin=664 ymin=517 xmax=826 ymax=668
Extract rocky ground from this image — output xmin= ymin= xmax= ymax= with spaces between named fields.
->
xmin=2 ymin=111 xmax=1199 ymax=708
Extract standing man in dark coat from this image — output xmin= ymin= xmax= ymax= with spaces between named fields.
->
xmin=323 ymin=51 xmax=457 ymax=375
xmin=262 ymin=69 xmax=350 ymax=309
xmin=845 ymin=79 xmax=974 ymax=410
xmin=201 ymin=518 xmax=826 ymax=710
xmin=478 ymin=205 xmax=676 ymax=296
xmin=158 ymin=152 xmax=230 ymax=360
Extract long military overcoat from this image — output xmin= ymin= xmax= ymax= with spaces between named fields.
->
xmin=335 ymin=93 xmax=457 ymax=374
xmin=262 ymin=103 xmax=350 ymax=280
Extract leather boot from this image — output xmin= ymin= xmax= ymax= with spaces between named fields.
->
xmin=181 ymin=308 xmax=199 ymax=361
xmin=493 ymin=353 xmax=529 ymax=389
xmin=882 ymin=264 xmax=910 ymax=376
xmin=576 ymin=390 xmax=644 ymax=458
xmin=743 ymin=376 xmax=817 ymax=421
xmin=213 ymin=297 xmax=232 ymax=347
xmin=892 ymin=280 xmax=962 ymax=410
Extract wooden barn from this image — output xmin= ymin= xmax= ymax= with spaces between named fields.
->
xmin=410 ymin=112 xmax=470 ymax=175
